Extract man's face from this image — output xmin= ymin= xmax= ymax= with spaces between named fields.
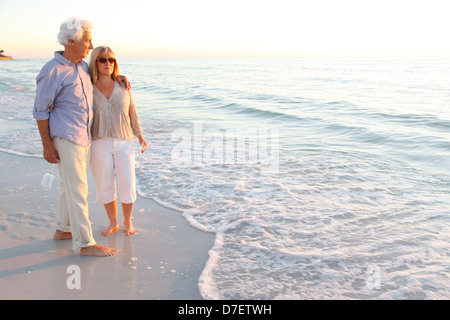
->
xmin=72 ymin=31 xmax=94 ymax=60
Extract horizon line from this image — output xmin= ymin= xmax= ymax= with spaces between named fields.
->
xmin=6 ymin=53 xmax=450 ymax=60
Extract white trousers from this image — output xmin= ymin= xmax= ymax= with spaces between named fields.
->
xmin=90 ymin=138 xmax=136 ymax=205
xmin=53 ymin=137 xmax=96 ymax=251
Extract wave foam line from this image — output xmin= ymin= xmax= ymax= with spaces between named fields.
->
xmin=0 ymin=148 xmax=42 ymax=158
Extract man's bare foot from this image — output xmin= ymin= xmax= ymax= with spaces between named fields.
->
xmin=100 ymin=224 xmax=119 ymax=237
xmin=80 ymin=244 xmax=119 ymax=257
xmin=54 ymin=230 xmax=72 ymax=240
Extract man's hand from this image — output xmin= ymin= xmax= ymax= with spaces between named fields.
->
xmin=118 ymin=75 xmax=131 ymax=90
xmin=36 ymin=119 xmax=60 ymax=164
xmin=43 ymin=143 xmax=60 ymax=164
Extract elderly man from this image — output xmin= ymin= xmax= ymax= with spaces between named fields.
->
xmin=33 ymin=17 xmax=119 ymax=257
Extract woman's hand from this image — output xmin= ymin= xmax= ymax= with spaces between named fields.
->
xmin=138 ymin=136 xmax=150 ymax=154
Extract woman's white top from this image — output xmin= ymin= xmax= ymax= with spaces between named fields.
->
xmin=91 ymin=82 xmax=143 ymax=141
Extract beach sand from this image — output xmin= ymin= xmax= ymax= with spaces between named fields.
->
xmin=0 ymin=150 xmax=215 ymax=300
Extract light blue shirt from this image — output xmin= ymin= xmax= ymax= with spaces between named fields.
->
xmin=33 ymin=51 xmax=93 ymax=147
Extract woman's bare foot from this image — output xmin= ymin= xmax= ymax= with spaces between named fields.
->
xmin=100 ymin=224 xmax=119 ymax=237
xmin=123 ymin=220 xmax=136 ymax=236
xmin=80 ymin=244 xmax=119 ymax=257
xmin=54 ymin=230 xmax=72 ymax=240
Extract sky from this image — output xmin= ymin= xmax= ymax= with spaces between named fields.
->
xmin=1 ymin=0 xmax=450 ymax=59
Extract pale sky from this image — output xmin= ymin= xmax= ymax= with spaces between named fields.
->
xmin=1 ymin=0 xmax=449 ymax=59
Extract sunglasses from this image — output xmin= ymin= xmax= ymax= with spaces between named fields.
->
xmin=97 ymin=57 xmax=116 ymax=64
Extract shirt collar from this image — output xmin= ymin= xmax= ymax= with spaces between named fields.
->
xmin=54 ymin=51 xmax=83 ymax=67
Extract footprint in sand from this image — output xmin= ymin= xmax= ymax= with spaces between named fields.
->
xmin=6 ymin=212 xmax=51 ymax=228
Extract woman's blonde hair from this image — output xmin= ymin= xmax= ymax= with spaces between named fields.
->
xmin=89 ymin=46 xmax=120 ymax=84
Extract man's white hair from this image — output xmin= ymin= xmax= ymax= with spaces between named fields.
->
xmin=57 ymin=17 xmax=93 ymax=46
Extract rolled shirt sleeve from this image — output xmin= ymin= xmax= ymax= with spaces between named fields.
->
xmin=33 ymin=65 xmax=61 ymax=120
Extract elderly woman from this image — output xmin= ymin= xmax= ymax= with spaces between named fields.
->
xmin=88 ymin=46 xmax=148 ymax=236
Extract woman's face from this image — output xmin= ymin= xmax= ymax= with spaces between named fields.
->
xmin=96 ymin=54 xmax=116 ymax=77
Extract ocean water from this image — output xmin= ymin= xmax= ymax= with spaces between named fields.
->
xmin=1 ymin=57 xmax=449 ymax=299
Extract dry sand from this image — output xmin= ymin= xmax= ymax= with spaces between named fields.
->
xmin=0 ymin=150 xmax=215 ymax=300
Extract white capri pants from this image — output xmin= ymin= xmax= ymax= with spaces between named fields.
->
xmin=90 ymin=138 xmax=137 ymax=204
